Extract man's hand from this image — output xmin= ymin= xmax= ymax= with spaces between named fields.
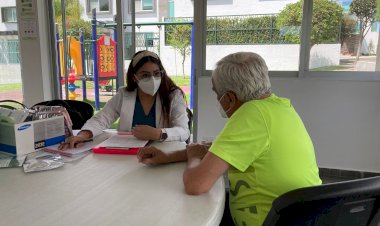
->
xmin=132 ymin=125 xmax=161 ymax=140
xmin=186 ymin=143 xmax=209 ymax=160
xmin=137 ymin=146 xmax=170 ymax=165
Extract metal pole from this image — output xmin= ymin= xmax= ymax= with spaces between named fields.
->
xmin=190 ymin=23 xmax=194 ymax=109
xmin=298 ymin=0 xmax=313 ymax=78
xmin=131 ymin=0 xmax=136 ymax=55
xmin=113 ymin=28 xmax=119 ymax=90
xmin=80 ymin=28 xmax=87 ymax=100
xmin=56 ymin=23 xmax=62 ymax=98
xmin=115 ymin=0 xmax=125 ymax=87
xmin=61 ymin=0 xmax=69 ymax=100
xmin=91 ymin=9 xmax=100 ymax=110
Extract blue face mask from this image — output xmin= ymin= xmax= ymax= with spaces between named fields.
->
xmin=216 ymin=93 xmax=231 ymax=118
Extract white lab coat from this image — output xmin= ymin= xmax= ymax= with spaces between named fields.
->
xmin=81 ymin=87 xmax=190 ymax=142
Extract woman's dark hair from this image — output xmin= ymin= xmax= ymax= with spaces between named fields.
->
xmin=126 ymin=50 xmax=185 ymax=126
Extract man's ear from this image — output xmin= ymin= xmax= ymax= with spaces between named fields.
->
xmin=227 ymin=91 xmax=238 ymax=104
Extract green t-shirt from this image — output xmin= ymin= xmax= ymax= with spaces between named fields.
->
xmin=209 ymin=94 xmax=321 ymax=226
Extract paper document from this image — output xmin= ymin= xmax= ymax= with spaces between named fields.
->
xmin=97 ymin=134 xmax=149 ymax=148
xmin=43 ymin=141 xmax=94 ymax=157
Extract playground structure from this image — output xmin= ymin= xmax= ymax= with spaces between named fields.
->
xmin=57 ymin=19 xmax=119 ymax=110
xmin=58 ymin=11 xmax=194 ymax=110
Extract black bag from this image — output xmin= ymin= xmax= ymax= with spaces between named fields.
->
xmin=32 ymin=100 xmax=94 ymax=130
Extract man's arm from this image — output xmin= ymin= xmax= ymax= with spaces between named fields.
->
xmin=183 ymin=151 xmax=229 ymax=195
xmin=137 ymin=146 xmax=187 ymax=165
xmin=137 ymin=144 xmax=209 ymax=165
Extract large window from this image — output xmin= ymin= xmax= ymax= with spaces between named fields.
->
xmin=202 ymin=0 xmax=379 ymax=73
xmin=1 ymin=7 xmax=17 ymax=23
xmin=88 ymin=0 xmax=110 ymax=13
xmin=0 ymin=40 xmax=20 ymax=64
xmin=0 ymin=37 xmax=23 ymax=102
xmin=309 ymin=0 xmax=379 ymax=72
xmin=205 ymin=0 xmax=302 ymax=71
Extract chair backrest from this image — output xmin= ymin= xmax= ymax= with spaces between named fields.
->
xmin=32 ymin=100 xmax=94 ymax=130
xmin=263 ymin=176 xmax=380 ymax=226
xmin=0 ymin=100 xmax=27 ymax=110
xmin=186 ymin=108 xmax=193 ymax=144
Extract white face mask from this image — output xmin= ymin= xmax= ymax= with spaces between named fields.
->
xmin=137 ymin=77 xmax=161 ymax=96
xmin=216 ymin=93 xmax=231 ymax=118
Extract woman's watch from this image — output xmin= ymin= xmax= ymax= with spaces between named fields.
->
xmin=160 ymin=129 xmax=168 ymax=141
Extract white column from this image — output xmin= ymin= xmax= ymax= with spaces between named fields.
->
xmin=16 ymin=0 xmax=53 ymax=107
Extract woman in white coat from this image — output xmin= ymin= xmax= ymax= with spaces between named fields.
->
xmin=59 ymin=50 xmax=190 ymax=150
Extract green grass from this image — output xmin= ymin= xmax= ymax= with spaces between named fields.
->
xmin=0 ymin=83 xmax=22 ymax=92
xmin=170 ymin=76 xmax=191 ymax=86
xmin=311 ymin=65 xmax=349 ymax=71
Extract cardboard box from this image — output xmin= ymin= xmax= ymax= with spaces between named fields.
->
xmin=0 ymin=116 xmax=65 ymax=156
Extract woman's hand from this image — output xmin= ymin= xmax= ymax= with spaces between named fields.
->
xmin=58 ymin=130 xmax=93 ymax=150
xmin=132 ymin=125 xmax=161 ymax=140
xmin=58 ymin=136 xmax=87 ymax=150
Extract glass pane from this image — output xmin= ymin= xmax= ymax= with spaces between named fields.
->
xmin=53 ymin=0 xmax=115 ymax=103
xmin=124 ymin=0 xmax=193 ymax=106
xmin=3 ymin=8 xmax=17 ymax=22
xmin=142 ymin=0 xmax=153 ymax=10
xmin=89 ymin=0 xmax=99 ymax=12
xmin=135 ymin=0 xmax=142 ymax=12
xmin=99 ymin=0 xmax=109 ymax=12
xmin=310 ymin=0 xmax=379 ymax=72
xmin=0 ymin=38 xmax=23 ymax=102
xmin=206 ymin=0 xmax=303 ymax=71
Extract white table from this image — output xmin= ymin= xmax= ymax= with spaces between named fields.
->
xmin=0 ymin=133 xmax=225 ymax=226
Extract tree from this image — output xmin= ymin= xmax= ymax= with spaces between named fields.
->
xmin=166 ymin=23 xmax=192 ymax=78
xmin=340 ymin=14 xmax=357 ymax=46
xmin=276 ymin=0 xmax=343 ymax=47
xmin=54 ymin=0 xmax=91 ymax=39
xmin=349 ymin=0 xmax=377 ymax=61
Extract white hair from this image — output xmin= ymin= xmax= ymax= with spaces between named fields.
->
xmin=212 ymin=52 xmax=272 ymax=102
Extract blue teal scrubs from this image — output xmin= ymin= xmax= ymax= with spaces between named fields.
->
xmin=132 ymin=95 xmax=156 ymax=128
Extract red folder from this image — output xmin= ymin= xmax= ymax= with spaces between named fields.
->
xmin=92 ymin=147 xmax=139 ymax=155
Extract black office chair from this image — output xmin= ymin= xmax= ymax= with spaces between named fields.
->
xmin=0 ymin=99 xmax=27 ymax=110
xmin=32 ymin=99 xmax=94 ymax=129
xmin=262 ymin=176 xmax=380 ymax=226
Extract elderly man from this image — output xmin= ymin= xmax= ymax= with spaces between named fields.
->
xmin=138 ymin=52 xmax=321 ymax=226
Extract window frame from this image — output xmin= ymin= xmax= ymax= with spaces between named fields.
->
xmin=86 ymin=0 xmax=112 ymax=14
xmin=298 ymin=0 xmax=380 ymax=80
xmin=202 ymin=0 xmax=380 ymax=80
xmin=1 ymin=7 xmax=17 ymax=23
xmin=130 ymin=0 xmax=155 ymax=14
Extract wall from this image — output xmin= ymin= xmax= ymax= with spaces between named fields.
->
xmin=197 ymin=76 xmax=380 ymax=173
xmin=160 ymin=43 xmax=341 ymax=75
xmin=174 ymin=0 xmax=298 ymax=17
xmin=16 ymin=0 xmax=54 ymax=106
